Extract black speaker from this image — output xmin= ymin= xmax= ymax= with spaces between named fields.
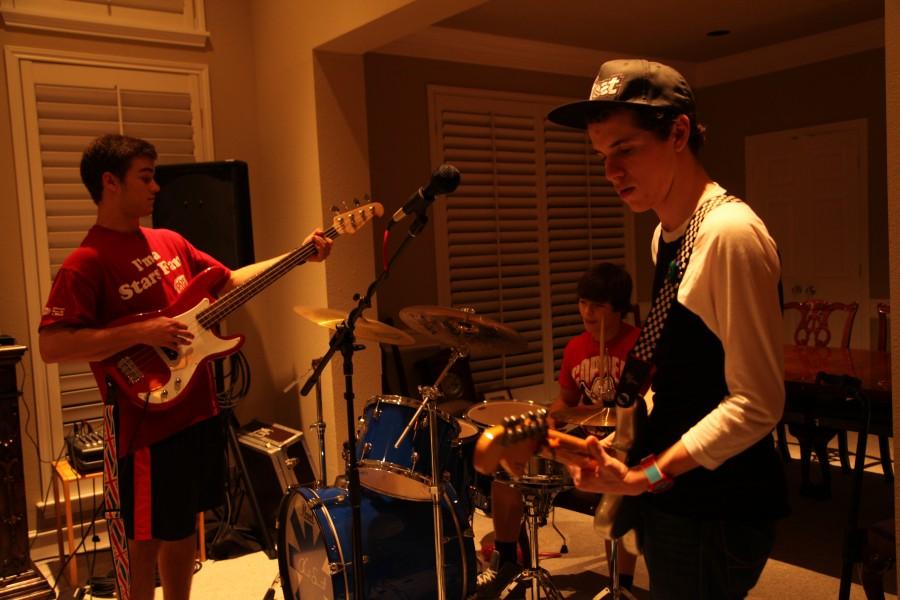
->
xmin=152 ymin=160 xmax=255 ymax=269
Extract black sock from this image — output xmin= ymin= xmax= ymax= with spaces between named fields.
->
xmin=496 ymin=540 xmax=518 ymax=566
xmin=618 ymin=574 xmax=634 ymax=590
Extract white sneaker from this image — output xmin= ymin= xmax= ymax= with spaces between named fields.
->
xmin=476 ymin=552 xmax=522 ymax=599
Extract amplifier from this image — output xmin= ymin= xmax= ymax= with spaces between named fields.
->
xmin=66 ymin=427 xmax=104 ymax=475
xmin=236 ymin=421 xmax=317 ymax=534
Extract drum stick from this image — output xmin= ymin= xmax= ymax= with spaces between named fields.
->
xmin=599 ymin=314 xmax=605 ymax=379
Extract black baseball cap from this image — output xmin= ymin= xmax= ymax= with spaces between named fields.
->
xmin=547 ymin=59 xmax=695 ymax=130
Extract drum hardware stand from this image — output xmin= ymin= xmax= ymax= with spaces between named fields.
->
xmin=309 ymin=357 xmax=328 ymax=488
xmin=393 ymin=346 xmax=468 ymax=600
xmin=549 ymin=508 xmax=568 ymax=554
xmin=592 ymin=537 xmax=637 ymax=600
xmin=501 ymin=485 xmax=564 ymax=600
xmin=301 ymin=195 xmax=438 ymax=599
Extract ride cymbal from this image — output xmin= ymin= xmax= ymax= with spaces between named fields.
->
xmin=398 ymin=305 xmax=527 ymax=354
xmin=293 ymin=306 xmax=415 ymax=346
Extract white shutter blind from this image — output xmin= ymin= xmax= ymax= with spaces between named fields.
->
xmin=0 ymin=0 xmax=207 ymax=47
xmin=430 ymin=87 xmax=632 ymax=395
xmin=77 ymin=0 xmax=185 ymax=13
xmin=545 ymin=121 xmax=624 ymax=372
xmin=28 ymin=66 xmax=200 ymax=436
xmin=440 ymin=109 xmax=544 ymax=390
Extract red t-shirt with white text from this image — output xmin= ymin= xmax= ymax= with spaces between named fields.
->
xmin=40 ymin=225 xmax=230 ymax=456
xmin=558 ymin=323 xmax=641 ymax=405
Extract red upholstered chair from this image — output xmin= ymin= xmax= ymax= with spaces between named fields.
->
xmin=781 ymin=300 xmax=860 ymax=495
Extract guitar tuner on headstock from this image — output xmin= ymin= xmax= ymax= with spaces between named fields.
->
xmin=501 ymin=408 xmax=548 ymax=444
xmin=330 ymin=205 xmax=340 ymax=215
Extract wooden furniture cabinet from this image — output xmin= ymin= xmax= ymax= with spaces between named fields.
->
xmin=0 ymin=345 xmax=54 ymax=598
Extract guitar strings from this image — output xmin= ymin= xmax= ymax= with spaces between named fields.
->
xmin=120 ymin=226 xmax=337 ymax=371
xmin=111 ymin=218 xmax=357 ymax=397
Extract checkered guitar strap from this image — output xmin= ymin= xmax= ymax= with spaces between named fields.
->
xmin=615 ymin=194 xmax=740 ymax=407
xmin=597 ymin=194 xmax=741 ymax=548
xmin=102 ymin=378 xmax=132 ymax=600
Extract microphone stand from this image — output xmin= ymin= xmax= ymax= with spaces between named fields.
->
xmin=300 ymin=203 xmax=433 ymax=599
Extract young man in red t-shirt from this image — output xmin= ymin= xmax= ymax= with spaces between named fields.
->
xmin=477 ymin=263 xmax=641 ymax=597
xmin=39 ymin=134 xmax=332 ymax=600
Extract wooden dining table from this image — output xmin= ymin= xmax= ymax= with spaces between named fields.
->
xmin=783 ymin=344 xmax=892 ymax=433
xmin=783 ymin=344 xmax=892 ymax=402
xmin=782 ymin=345 xmax=893 ymax=600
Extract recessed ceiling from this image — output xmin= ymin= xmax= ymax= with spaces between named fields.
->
xmin=436 ymin=0 xmax=884 ymax=61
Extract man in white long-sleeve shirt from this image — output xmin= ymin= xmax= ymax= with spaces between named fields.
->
xmin=547 ymin=59 xmax=788 ymax=599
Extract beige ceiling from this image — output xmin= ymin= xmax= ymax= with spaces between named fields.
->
xmin=436 ymin=0 xmax=884 ymax=61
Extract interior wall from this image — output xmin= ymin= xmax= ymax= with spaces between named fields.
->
xmin=697 ymin=49 xmax=888 ymax=300
xmin=245 ymin=1 xmax=454 ymax=483
xmin=0 ymin=0 xmax=262 ymax=537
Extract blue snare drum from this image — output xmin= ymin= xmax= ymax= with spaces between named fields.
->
xmin=356 ymin=395 xmax=460 ymax=501
xmin=277 ymin=485 xmax=476 ymax=599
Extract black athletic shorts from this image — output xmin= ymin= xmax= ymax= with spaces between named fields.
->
xmin=119 ymin=415 xmax=225 ymax=541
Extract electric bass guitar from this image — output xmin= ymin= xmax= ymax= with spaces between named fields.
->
xmin=474 ymin=406 xmax=645 ymax=553
xmin=92 ymin=202 xmax=383 ymax=410
xmin=473 ymin=407 xmax=593 ymax=478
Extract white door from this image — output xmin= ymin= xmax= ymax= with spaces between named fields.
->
xmin=746 ymin=120 xmax=869 ymax=348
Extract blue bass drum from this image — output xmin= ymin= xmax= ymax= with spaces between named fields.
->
xmin=277 ymin=485 xmax=476 ymax=599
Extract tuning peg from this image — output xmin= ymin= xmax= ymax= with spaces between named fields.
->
xmin=363 ymin=193 xmax=370 ymax=201
xmin=353 ymin=197 xmax=361 ymax=207
xmin=330 ymin=205 xmax=340 ymax=215
xmin=341 ymin=200 xmax=349 ymax=210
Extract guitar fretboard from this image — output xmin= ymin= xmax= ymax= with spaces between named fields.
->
xmin=196 ymin=226 xmax=340 ymax=329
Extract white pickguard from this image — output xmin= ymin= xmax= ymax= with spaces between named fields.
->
xmin=139 ymin=297 xmax=241 ymax=405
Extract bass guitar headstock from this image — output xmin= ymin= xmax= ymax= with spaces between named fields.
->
xmin=331 ymin=201 xmax=384 ymax=236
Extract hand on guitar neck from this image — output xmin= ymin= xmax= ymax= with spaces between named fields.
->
xmin=473 ymin=408 xmax=649 ymax=496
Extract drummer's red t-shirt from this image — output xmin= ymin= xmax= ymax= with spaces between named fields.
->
xmin=40 ymin=225 xmax=230 ymax=456
xmin=558 ymin=324 xmax=640 ymax=404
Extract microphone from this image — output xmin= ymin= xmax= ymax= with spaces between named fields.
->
xmin=390 ymin=164 xmax=460 ymax=225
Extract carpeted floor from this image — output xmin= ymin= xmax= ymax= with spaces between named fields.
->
xmin=39 ymin=435 xmax=896 ymax=599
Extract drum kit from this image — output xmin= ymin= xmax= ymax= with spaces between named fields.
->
xmin=277 ymin=304 xmax=624 ymax=599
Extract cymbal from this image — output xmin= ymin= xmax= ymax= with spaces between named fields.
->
xmin=293 ymin=306 xmax=415 ymax=346
xmin=551 ymin=405 xmax=616 ymax=429
xmin=398 ymin=305 xmax=527 ymax=354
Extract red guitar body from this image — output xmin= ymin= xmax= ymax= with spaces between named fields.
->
xmin=91 ymin=267 xmax=244 ymax=410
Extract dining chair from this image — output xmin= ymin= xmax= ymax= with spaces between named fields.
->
xmin=781 ymin=300 xmax=859 ymax=491
xmin=872 ymin=303 xmax=894 ymax=483
xmin=784 ymin=299 xmax=859 ymax=348
xmin=876 ymin=303 xmax=890 ymax=353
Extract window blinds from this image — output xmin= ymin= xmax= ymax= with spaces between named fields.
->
xmin=431 ymin=88 xmax=630 ymax=394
